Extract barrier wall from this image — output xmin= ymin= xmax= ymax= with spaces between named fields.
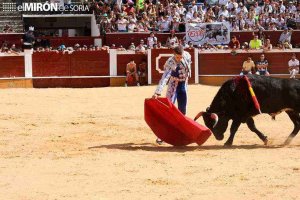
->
xmin=32 ymin=50 xmax=109 ymax=77
xmin=0 ymin=49 xmax=300 ymax=88
xmin=198 ymin=50 xmax=300 ymax=75
xmin=0 ymin=56 xmax=25 ymax=77
xmin=32 ymin=50 xmax=110 ymax=87
xmin=117 ymin=53 xmax=147 ymax=75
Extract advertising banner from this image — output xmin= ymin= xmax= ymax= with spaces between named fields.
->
xmin=186 ymin=22 xmax=230 ymax=45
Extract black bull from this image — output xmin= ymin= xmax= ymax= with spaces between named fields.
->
xmin=195 ymin=75 xmax=300 ymax=146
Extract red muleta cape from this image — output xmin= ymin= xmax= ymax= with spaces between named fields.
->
xmin=144 ymin=98 xmax=212 ymax=146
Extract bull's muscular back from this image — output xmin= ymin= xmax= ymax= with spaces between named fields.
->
xmin=250 ymin=75 xmax=300 ymax=113
xmin=209 ymin=75 xmax=300 ymax=122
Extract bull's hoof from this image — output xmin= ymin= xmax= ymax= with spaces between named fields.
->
xmin=263 ymin=137 xmax=268 ymax=145
xmin=283 ymin=137 xmax=292 ymax=146
xmin=224 ymin=142 xmax=233 ymax=147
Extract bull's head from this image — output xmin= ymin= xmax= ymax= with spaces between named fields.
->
xmin=194 ymin=108 xmax=229 ymax=140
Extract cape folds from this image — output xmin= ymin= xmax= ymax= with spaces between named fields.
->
xmin=144 ymin=98 xmax=212 ymax=146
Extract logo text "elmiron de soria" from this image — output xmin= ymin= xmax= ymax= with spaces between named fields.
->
xmin=17 ymin=2 xmax=89 ymax=12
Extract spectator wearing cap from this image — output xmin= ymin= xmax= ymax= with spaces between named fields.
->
xmin=228 ymin=35 xmax=240 ymax=50
xmin=287 ymin=1 xmax=297 ymax=13
xmin=256 ymin=54 xmax=270 ymax=76
xmin=288 ymin=53 xmax=299 ymax=79
xmin=116 ymin=14 xmax=128 ymax=32
xmin=249 ymin=34 xmax=262 ymax=49
xmin=279 ymin=27 xmax=293 ymax=44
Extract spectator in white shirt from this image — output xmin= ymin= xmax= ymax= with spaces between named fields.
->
xmin=228 ymin=0 xmax=238 ymax=11
xmin=279 ymin=27 xmax=293 ymax=44
xmin=236 ymin=3 xmax=248 ymax=15
xmin=254 ymin=2 xmax=262 ymax=15
xmin=116 ymin=15 xmax=128 ymax=32
xmin=191 ymin=1 xmax=198 ymax=13
xmin=278 ymin=0 xmax=286 ymax=13
xmin=288 ymin=54 xmax=299 ymax=79
xmin=185 ymin=6 xmax=194 ymax=21
xmin=218 ymin=5 xmax=229 ymax=18
xmin=219 ymin=0 xmax=229 ymax=7
xmin=287 ymin=2 xmax=297 ymax=14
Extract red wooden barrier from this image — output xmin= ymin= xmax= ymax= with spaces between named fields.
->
xmin=32 ymin=50 xmax=109 ymax=77
xmin=198 ymin=51 xmax=300 ymax=75
xmin=32 ymin=52 xmax=71 ymax=77
xmin=0 ymin=56 xmax=24 ymax=77
xmin=117 ymin=53 xmax=147 ymax=75
xmin=70 ymin=51 xmax=109 ymax=76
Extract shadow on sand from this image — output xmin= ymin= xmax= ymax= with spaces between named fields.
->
xmin=88 ymin=142 xmax=295 ymax=152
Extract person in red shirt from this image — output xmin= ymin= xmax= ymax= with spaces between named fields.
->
xmin=124 ymin=3 xmax=135 ymax=15
xmin=228 ymin=35 xmax=240 ymax=50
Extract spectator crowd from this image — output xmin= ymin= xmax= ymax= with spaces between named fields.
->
xmin=91 ymin=0 xmax=300 ymax=34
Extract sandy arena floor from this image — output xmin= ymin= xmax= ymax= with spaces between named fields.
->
xmin=0 ymin=85 xmax=299 ymax=200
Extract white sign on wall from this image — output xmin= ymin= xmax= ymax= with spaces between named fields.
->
xmin=186 ymin=22 xmax=230 ymax=45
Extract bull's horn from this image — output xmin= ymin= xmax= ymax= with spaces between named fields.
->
xmin=210 ymin=113 xmax=219 ymax=128
xmin=194 ymin=111 xmax=205 ymax=121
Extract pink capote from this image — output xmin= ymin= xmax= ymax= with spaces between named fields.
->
xmin=144 ymin=98 xmax=212 ymax=146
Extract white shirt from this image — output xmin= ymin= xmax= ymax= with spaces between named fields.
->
xmin=279 ymin=5 xmax=286 ymax=13
xmin=160 ymin=19 xmax=170 ymax=32
xmin=219 ymin=0 xmax=229 ymax=6
xmin=287 ymin=5 xmax=297 ymax=13
xmin=219 ymin=10 xmax=229 ymax=17
xmin=228 ymin=2 xmax=238 ymax=10
xmin=147 ymin=36 xmax=157 ymax=48
xmin=192 ymin=5 xmax=198 ymax=13
xmin=254 ymin=6 xmax=262 ymax=15
xmin=246 ymin=18 xmax=255 ymax=26
xmin=288 ymin=59 xmax=299 ymax=67
xmin=117 ymin=19 xmax=128 ymax=31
